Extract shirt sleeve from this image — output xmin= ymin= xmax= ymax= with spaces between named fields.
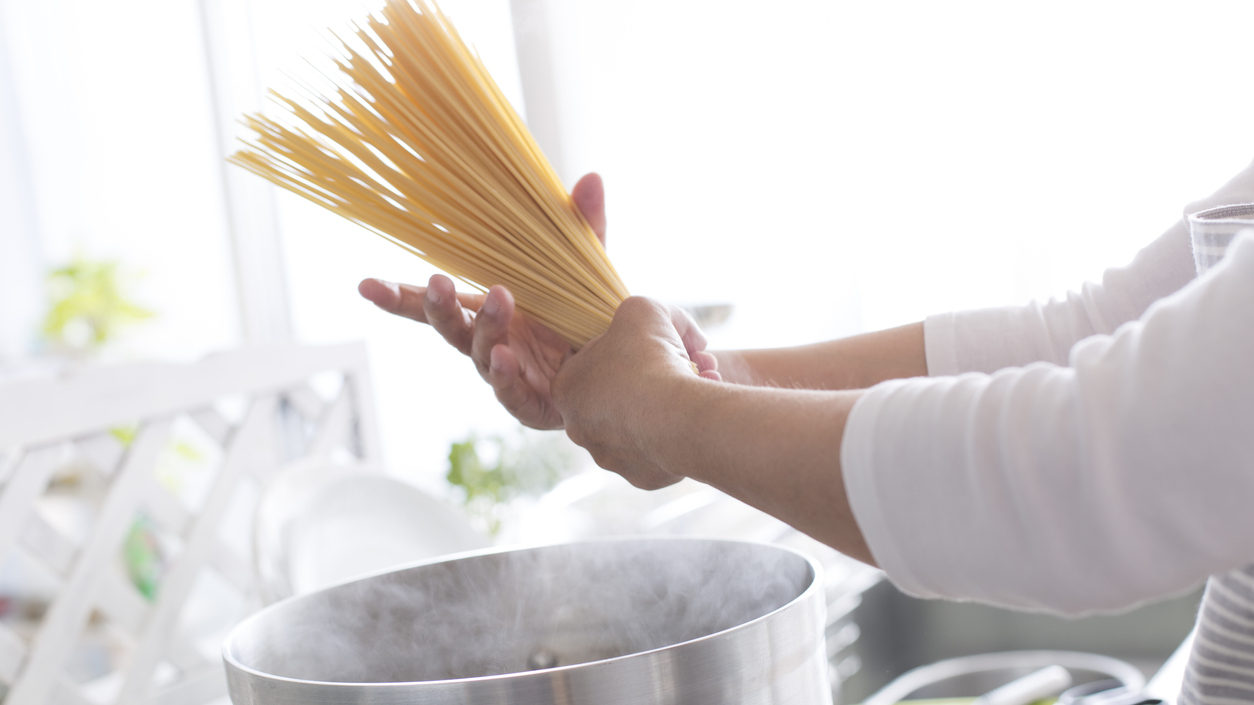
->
xmin=925 ymin=158 xmax=1254 ymax=376
xmin=842 ymin=233 xmax=1254 ymax=615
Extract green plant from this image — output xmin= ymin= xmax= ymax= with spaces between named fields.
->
xmin=446 ymin=429 xmax=580 ymax=535
xmin=122 ymin=513 xmax=164 ymax=602
xmin=109 ymin=424 xmax=205 ymax=599
xmin=40 ymin=251 xmax=155 ymax=353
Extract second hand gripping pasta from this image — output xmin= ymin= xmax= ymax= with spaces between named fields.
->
xmin=229 ymin=0 xmax=629 ymax=347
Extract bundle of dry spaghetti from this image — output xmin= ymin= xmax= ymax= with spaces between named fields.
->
xmin=229 ymin=0 xmax=628 ymax=347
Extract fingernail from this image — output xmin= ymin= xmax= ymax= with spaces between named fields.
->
xmin=427 ymin=286 xmax=443 ymax=305
xmin=481 ymin=293 xmax=499 ymax=317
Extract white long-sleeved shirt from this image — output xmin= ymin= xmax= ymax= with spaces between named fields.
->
xmin=841 ymin=159 xmax=1254 ymax=702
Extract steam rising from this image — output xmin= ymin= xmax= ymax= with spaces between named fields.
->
xmin=228 ymin=539 xmax=814 ymax=684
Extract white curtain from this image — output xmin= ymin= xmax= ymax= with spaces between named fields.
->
xmin=524 ymin=0 xmax=1254 ymax=349
xmin=0 ymin=12 xmax=41 ymax=361
xmin=0 ymin=0 xmax=243 ymax=362
xmin=246 ymin=0 xmax=532 ymax=484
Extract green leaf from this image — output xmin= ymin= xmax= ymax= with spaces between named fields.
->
xmin=109 ymin=425 xmax=139 ymax=447
xmin=38 ymin=251 xmax=157 ymax=352
xmin=172 ymin=440 xmax=203 ymax=462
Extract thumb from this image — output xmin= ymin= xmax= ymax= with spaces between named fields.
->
xmin=572 ymin=172 xmax=607 ymax=246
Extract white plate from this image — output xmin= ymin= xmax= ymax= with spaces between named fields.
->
xmin=255 ymin=461 xmax=489 ymax=599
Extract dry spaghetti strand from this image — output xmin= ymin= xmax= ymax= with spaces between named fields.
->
xmin=229 ymin=0 xmax=628 ymax=347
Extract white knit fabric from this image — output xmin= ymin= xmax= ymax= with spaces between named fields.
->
xmin=840 ymin=159 xmax=1254 ymax=704
xmin=1177 ymin=204 xmax=1254 ymax=705
xmin=1180 ymin=566 xmax=1254 ymax=705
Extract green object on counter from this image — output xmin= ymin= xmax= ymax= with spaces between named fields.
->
xmin=122 ymin=515 xmax=164 ymax=601
xmin=445 ymin=429 xmax=580 ymax=535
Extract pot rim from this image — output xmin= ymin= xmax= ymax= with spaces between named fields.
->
xmin=221 ymin=535 xmax=825 ymax=690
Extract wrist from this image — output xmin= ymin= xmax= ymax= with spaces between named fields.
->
xmin=637 ymin=371 xmax=717 ymax=480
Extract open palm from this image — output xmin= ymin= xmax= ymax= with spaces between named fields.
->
xmin=358 ymin=172 xmax=715 ymax=430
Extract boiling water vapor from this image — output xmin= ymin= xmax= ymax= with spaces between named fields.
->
xmin=227 ymin=539 xmax=817 ymax=684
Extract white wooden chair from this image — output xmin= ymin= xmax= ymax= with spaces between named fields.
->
xmin=0 ymin=343 xmax=381 ymax=705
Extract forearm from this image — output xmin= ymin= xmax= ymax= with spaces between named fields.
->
xmin=645 ymin=375 xmax=875 ymax=564
xmin=713 ymin=322 xmax=926 ymax=390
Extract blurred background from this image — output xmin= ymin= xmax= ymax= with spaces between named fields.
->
xmin=2 ymin=1 xmax=1254 ymax=702
xmin=5 ymin=0 xmax=1254 ymax=486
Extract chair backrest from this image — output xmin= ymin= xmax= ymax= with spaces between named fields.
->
xmin=0 ymin=343 xmax=381 ymax=705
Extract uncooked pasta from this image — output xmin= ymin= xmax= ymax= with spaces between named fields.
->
xmin=229 ymin=0 xmax=628 ymax=346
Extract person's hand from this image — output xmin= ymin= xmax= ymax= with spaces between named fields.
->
xmin=358 ymin=173 xmax=719 ymax=430
xmin=552 ymin=296 xmax=719 ymax=489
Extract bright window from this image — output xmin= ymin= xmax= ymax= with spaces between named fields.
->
xmin=0 ymin=0 xmax=239 ymax=361
xmin=245 ymin=0 xmax=531 ymax=484
xmin=534 ymin=0 xmax=1254 ymax=348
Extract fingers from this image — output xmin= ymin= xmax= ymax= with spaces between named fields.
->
xmin=692 ymin=351 xmax=722 ymax=380
xmin=470 ymin=285 xmax=515 ymax=376
xmin=669 ymin=306 xmax=708 ymax=355
xmin=698 ymin=367 xmax=723 ymax=382
xmin=358 ymin=278 xmax=404 ymax=313
xmin=422 ymin=274 xmax=476 ymax=355
xmin=486 ymin=344 xmax=525 ymax=408
xmin=359 ymin=277 xmax=485 ymax=325
xmin=485 ymin=344 xmax=558 ymax=429
xmin=572 ymin=172 xmax=607 ymax=246
xmin=669 ymin=305 xmax=720 ymax=378
xmin=609 ymin=298 xmax=722 ymax=381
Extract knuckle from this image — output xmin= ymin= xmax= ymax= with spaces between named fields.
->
xmin=621 ymin=295 xmax=650 ymax=309
xmin=636 ymin=472 xmax=677 ymax=491
xmin=617 ymin=296 xmax=662 ymax=320
xmin=423 ymin=292 xmax=450 ymax=319
xmin=669 ymin=303 xmax=695 ymax=327
xmin=624 ymin=470 xmax=664 ymax=491
xmin=561 ymin=423 xmax=586 ymax=448
xmin=588 ymin=449 xmax=618 ymax=473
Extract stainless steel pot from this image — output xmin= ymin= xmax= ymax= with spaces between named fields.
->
xmin=223 ymin=537 xmax=829 ymax=704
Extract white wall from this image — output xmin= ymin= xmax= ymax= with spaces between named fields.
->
xmin=530 ymin=0 xmax=1254 ymax=350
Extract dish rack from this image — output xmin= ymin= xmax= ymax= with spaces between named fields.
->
xmin=0 ymin=343 xmax=381 ymax=705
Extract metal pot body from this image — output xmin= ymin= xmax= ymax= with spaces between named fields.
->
xmin=224 ymin=538 xmax=829 ymax=705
